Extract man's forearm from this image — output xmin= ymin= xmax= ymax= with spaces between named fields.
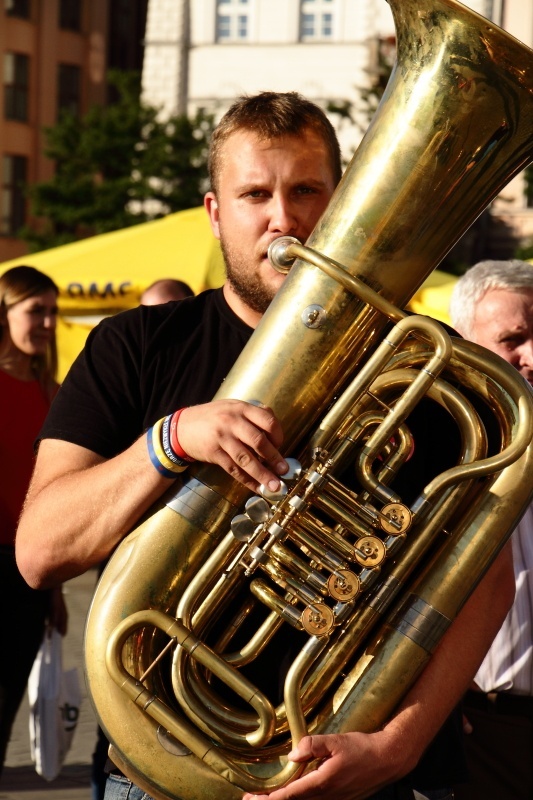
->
xmin=16 ymin=436 xmax=172 ymax=588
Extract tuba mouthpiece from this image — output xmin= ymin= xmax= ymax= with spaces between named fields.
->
xmin=267 ymin=236 xmax=300 ymax=272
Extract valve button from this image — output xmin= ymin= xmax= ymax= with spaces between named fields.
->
xmin=380 ymin=503 xmax=412 ymax=534
xmin=327 ymin=569 xmax=360 ymax=601
xmin=301 ymin=603 xmax=334 ymax=636
xmin=245 ymin=496 xmax=271 ymax=523
xmin=354 ymin=536 xmax=386 ymax=567
xmin=259 ymin=481 xmax=288 ymax=502
xmin=283 ymin=458 xmax=303 ymax=482
xmin=230 ymin=515 xmax=256 ymax=542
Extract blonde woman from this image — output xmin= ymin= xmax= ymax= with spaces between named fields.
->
xmin=0 ymin=266 xmax=67 ymax=775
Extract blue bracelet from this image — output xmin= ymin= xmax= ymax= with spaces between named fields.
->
xmin=146 ymin=426 xmax=179 ymax=480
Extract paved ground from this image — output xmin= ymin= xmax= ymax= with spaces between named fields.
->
xmin=0 ymin=569 xmax=100 ymax=800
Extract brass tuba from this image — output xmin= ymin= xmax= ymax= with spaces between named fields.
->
xmin=85 ymin=1 xmax=533 ymax=798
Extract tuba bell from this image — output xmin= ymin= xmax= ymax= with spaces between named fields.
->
xmin=85 ymin=1 xmax=533 ymax=798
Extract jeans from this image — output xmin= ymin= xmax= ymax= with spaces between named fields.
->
xmin=91 ymin=726 xmax=110 ymax=800
xmin=104 ymin=774 xmax=158 ymax=800
xmin=0 ymin=548 xmax=50 ymax=775
xmin=104 ymin=774 xmax=454 ymax=800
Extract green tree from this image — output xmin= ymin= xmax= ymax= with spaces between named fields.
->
xmin=22 ymin=72 xmax=214 ymax=251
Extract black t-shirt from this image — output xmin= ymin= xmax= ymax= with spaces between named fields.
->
xmin=41 ymin=288 xmax=253 ymax=454
xmin=41 ymin=288 xmax=467 ymax=789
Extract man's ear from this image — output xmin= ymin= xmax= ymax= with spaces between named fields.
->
xmin=204 ymin=192 xmax=220 ymax=239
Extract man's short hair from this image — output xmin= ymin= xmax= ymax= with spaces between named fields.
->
xmin=208 ymin=91 xmax=342 ymax=195
xmin=449 ymin=259 xmax=533 ymax=337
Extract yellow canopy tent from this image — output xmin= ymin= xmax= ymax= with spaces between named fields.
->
xmin=0 ymin=205 xmax=457 ymax=381
xmin=0 ymin=206 xmax=226 ymax=380
xmin=408 ymin=269 xmax=457 ymax=326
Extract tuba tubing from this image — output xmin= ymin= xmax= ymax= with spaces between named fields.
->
xmin=84 ymin=1 xmax=533 ymax=798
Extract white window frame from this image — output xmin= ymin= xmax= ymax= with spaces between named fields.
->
xmin=300 ymin=0 xmax=336 ymax=42
xmin=216 ymin=0 xmax=251 ymax=43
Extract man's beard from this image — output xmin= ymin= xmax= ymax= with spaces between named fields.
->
xmin=220 ymin=238 xmax=277 ymax=316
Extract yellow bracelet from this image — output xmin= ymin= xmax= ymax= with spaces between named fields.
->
xmin=151 ymin=418 xmax=188 ymax=474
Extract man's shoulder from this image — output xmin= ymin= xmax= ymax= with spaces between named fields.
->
xmin=93 ymin=289 xmax=221 ymax=340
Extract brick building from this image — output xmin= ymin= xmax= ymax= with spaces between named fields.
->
xmin=1 ymin=0 xmax=532 ymax=263
xmin=0 ymin=0 xmax=147 ymax=262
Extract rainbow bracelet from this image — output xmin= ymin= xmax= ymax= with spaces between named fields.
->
xmin=151 ymin=418 xmax=188 ymax=474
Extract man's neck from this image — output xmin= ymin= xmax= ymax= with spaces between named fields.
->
xmin=222 ymin=282 xmax=263 ymax=329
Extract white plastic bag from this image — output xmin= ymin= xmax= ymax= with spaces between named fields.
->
xmin=28 ymin=628 xmax=82 ymax=781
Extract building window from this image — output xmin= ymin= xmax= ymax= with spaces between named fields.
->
xmin=59 ymin=0 xmax=82 ymax=31
xmin=216 ymin=0 xmax=249 ymax=42
xmin=58 ymin=63 xmax=81 ymax=117
xmin=3 ymin=52 xmax=29 ymax=122
xmin=5 ymin=0 xmax=30 ymax=18
xmin=300 ymin=0 xmax=335 ymax=42
xmin=1 ymin=155 xmax=27 ymax=236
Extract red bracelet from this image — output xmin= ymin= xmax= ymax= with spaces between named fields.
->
xmin=169 ymin=408 xmax=195 ymax=462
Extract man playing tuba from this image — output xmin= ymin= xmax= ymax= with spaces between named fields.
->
xmin=16 ymin=92 xmax=514 ymax=800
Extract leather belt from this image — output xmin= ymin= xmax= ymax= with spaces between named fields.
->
xmin=464 ymin=688 xmax=533 ymax=718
